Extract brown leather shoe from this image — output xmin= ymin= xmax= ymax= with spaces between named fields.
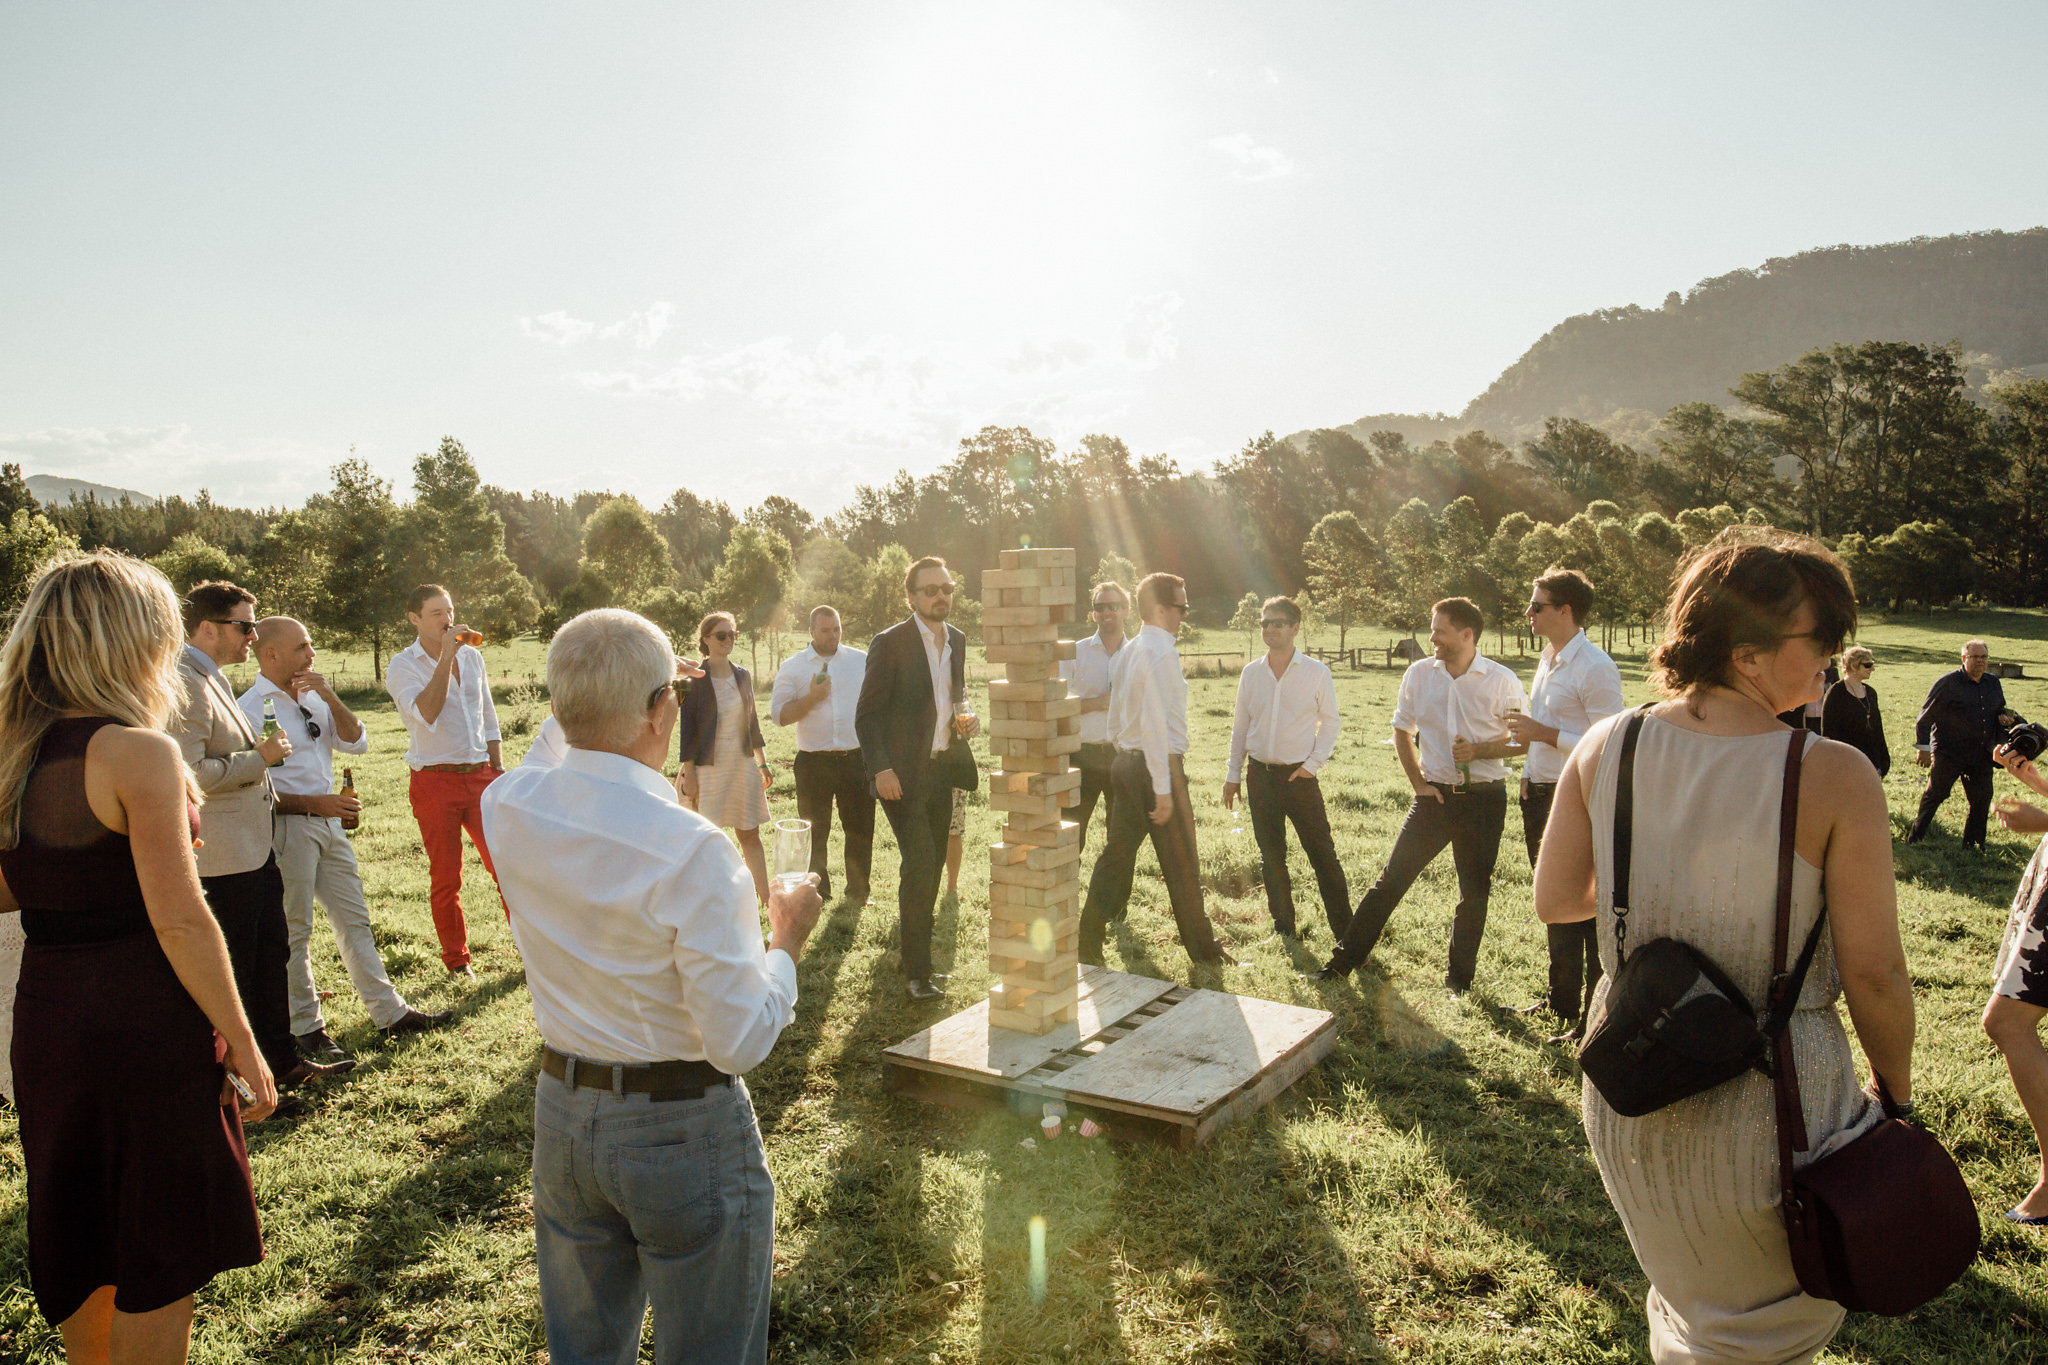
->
xmin=277 ymin=1057 xmax=356 ymax=1090
xmin=379 ymin=1008 xmax=453 ymax=1039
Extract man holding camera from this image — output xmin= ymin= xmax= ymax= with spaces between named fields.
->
xmin=1908 ymin=639 xmax=2014 ymax=851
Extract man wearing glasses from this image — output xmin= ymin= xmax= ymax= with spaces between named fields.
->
xmin=240 ymin=617 xmax=449 ymax=1068
xmin=1059 ymin=580 xmax=1130 ymax=852
xmin=1908 ymin=638 xmax=2015 ymax=850
xmin=1505 ymin=569 xmax=1623 ymax=1041
xmin=1079 ymin=572 xmax=1231 ymax=968
xmin=855 ymin=556 xmax=980 ymax=1002
xmin=175 ymin=582 xmax=351 ymax=1091
xmin=1222 ymin=596 xmax=1349 ymax=942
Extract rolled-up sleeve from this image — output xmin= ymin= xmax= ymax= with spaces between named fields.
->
xmin=770 ymin=656 xmax=803 ymax=726
xmin=1389 ymin=664 xmax=1421 ymax=734
xmin=386 ymin=654 xmax=437 ymax=731
xmin=661 ymin=842 xmax=799 ymax=1076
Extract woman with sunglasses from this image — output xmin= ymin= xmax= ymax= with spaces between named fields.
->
xmin=677 ymin=611 xmax=772 ymax=904
xmin=1820 ymin=645 xmax=1890 ymax=777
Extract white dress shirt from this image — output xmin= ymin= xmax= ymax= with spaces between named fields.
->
xmin=481 ymin=747 xmax=799 ymax=1073
xmin=236 ymin=675 xmax=369 ymax=798
xmin=920 ymin=618 xmax=954 ymax=754
xmin=1390 ymin=653 xmax=1528 ymax=786
xmin=520 ymin=715 xmax=569 ymax=771
xmin=1226 ymin=650 xmax=1341 ymax=783
xmin=1061 ymin=632 xmax=1124 ymax=745
xmin=770 ymin=644 xmax=866 ymax=751
xmin=386 ymin=641 xmax=501 ymax=769
xmin=1106 ymin=623 xmax=1188 ymax=795
xmin=1523 ymin=630 xmax=1626 ymax=785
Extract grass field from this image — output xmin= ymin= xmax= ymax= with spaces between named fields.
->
xmin=1 ymin=612 xmax=2046 ymax=1362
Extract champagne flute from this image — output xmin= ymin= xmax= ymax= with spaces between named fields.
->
xmin=772 ymin=818 xmax=812 ymax=894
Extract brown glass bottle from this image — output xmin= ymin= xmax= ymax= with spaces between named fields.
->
xmin=339 ymin=767 xmax=360 ymax=832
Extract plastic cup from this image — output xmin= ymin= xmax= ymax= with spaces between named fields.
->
xmin=1040 ymin=1115 xmax=1060 ymax=1141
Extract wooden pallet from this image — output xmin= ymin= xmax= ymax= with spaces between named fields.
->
xmin=882 ymin=966 xmax=1338 ymax=1147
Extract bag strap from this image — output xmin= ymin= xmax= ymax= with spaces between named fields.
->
xmin=1609 ymin=706 xmax=1652 ymax=959
xmin=1769 ymin=727 xmax=1817 ymax=1243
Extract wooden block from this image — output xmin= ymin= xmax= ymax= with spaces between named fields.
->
xmin=990 ymin=679 xmax=1069 ymax=702
xmin=981 ymin=568 xmax=1048 ymax=589
xmin=986 ymin=643 xmax=1064 ymax=664
xmin=984 ymin=623 xmax=1060 ymax=646
xmin=989 ymin=1008 xmax=1057 ymax=1036
xmin=989 ymin=861 xmax=1079 ymax=891
xmin=1001 ymin=662 xmax=1058 ymax=683
xmin=990 ymin=717 xmax=1063 ymax=740
xmin=1004 ymin=814 xmax=1066 ymax=837
xmin=993 ymin=770 xmax=1081 ymax=796
xmin=988 ymin=881 xmax=1063 ymax=909
xmin=987 ymin=930 xmax=1081 ymax=965
xmin=989 ymin=980 xmax=1081 ymax=1018
xmin=989 ymin=839 xmax=1081 ymax=869
xmin=1001 ymin=697 xmax=1079 ymax=721
xmin=998 ymin=548 xmax=1077 ymax=569
xmin=983 ymin=606 xmax=1059 ymax=627
xmin=990 ymin=789 xmax=1061 ymax=816
xmin=1023 ymin=586 xmax=1073 ymax=607
xmin=1000 ymin=961 xmax=1080 ymax=994
xmin=988 ymin=909 xmax=1081 ymax=940
xmin=1003 ymin=819 xmax=1080 ymax=848
xmin=997 ymin=588 xmax=1023 ymax=607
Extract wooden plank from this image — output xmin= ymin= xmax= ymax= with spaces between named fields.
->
xmin=999 ymin=697 xmax=1080 ymax=721
xmin=993 ymin=769 xmax=1081 ymax=796
xmin=1000 ymin=662 xmax=1059 ymax=683
xmin=984 ymin=624 xmax=1061 ymax=646
xmin=988 ymin=840 xmax=1080 ymax=870
xmin=999 ymin=960 xmax=1080 ymax=992
xmin=1049 ymin=990 xmax=1335 ymax=1118
xmin=993 ymin=751 xmax=1064 ymax=770
xmin=989 ymin=718 xmax=1065 ymax=740
xmin=984 ymin=606 xmax=1061 ymax=627
xmin=987 ymin=930 xmax=1080 ymax=964
xmin=989 ymin=789 xmax=1061 ymax=815
xmin=981 ymin=568 xmax=1048 ymax=589
xmin=1002 ymin=819 xmax=1079 ymax=848
xmin=1190 ymin=1017 xmax=1340 ymax=1146
xmin=998 ymin=547 xmax=1076 ymax=568
xmin=989 ymin=679 xmax=1069 ymax=702
xmin=986 ymin=641 xmax=1077 ymax=663
xmin=989 ymin=861 xmax=1079 ymax=891
xmin=884 ymin=968 xmax=1178 ymax=1077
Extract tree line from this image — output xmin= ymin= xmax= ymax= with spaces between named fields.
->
xmin=5 ymin=338 xmax=2045 ymax=671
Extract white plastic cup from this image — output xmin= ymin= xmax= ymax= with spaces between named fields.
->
xmin=1040 ymin=1114 xmax=1060 ymax=1141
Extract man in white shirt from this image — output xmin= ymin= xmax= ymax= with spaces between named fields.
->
xmin=1506 ymin=568 xmax=1625 ymax=1039
xmin=1060 ymin=581 xmax=1129 ymax=851
xmin=1310 ymin=597 xmax=1526 ymax=994
xmin=481 ymin=607 xmax=823 ymax=1365
xmin=772 ymin=605 xmax=873 ymax=904
xmin=1078 ymin=572 xmax=1229 ymax=969
xmin=1222 ymin=596 xmax=1350 ymax=941
xmin=240 ymin=617 xmax=450 ymax=1066
xmin=384 ymin=583 xmax=504 ymax=979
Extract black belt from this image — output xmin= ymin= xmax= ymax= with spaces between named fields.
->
xmin=1524 ymin=780 xmax=1558 ymax=793
xmin=800 ymin=748 xmax=861 ymax=756
xmin=542 ymin=1046 xmax=730 ymax=1100
xmin=1249 ymin=757 xmax=1307 ymax=772
xmin=1437 ymin=779 xmax=1505 ymax=795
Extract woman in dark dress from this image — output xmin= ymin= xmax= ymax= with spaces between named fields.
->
xmin=0 ymin=552 xmax=278 ymax=1362
xmin=1821 ymin=645 xmax=1890 ymax=776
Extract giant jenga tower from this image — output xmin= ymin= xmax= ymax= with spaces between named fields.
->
xmin=981 ymin=548 xmax=1084 ymax=1035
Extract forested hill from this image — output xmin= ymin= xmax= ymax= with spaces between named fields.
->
xmin=1458 ymin=229 xmax=2048 ymax=432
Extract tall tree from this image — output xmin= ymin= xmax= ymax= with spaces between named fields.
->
xmin=579 ymin=495 xmax=676 ymax=605
xmin=312 ymin=459 xmax=410 ymax=681
xmin=0 ymin=511 xmax=79 ymax=616
xmin=654 ymin=488 xmax=736 ymax=587
xmin=399 ymin=437 xmax=539 ymax=640
xmin=0 ymin=464 xmax=36 ymax=522
xmin=1650 ymin=402 xmax=1778 ymax=510
xmin=1301 ymin=511 xmax=1380 ymax=652
xmin=708 ymin=523 xmax=795 ymax=668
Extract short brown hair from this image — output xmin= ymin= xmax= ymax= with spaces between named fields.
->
xmin=1533 ymin=567 xmax=1594 ymax=625
xmin=696 ymin=610 xmax=737 ymax=651
xmin=1090 ymin=581 xmax=1130 ymax=607
xmin=1648 ymin=527 xmax=1857 ymax=697
xmin=1135 ymin=572 xmax=1186 ymax=616
xmin=182 ymin=580 xmax=255 ymax=634
xmin=904 ymin=555 xmax=948 ymax=598
xmin=406 ymin=583 xmax=449 ymax=616
xmin=1433 ymin=596 xmax=1483 ymax=638
xmin=809 ymin=604 xmax=840 ymax=627
xmin=1261 ymin=595 xmax=1301 ymax=627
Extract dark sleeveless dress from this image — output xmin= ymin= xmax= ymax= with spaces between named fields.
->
xmin=0 ymin=717 xmax=262 ymax=1324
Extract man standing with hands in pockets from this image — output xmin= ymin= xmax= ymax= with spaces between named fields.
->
xmin=1309 ymin=597 xmax=1524 ymax=995
xmin=1505 ymin=569 xmax=1624 ymax=1041
xmin=772 ymin=605 xmax=873 ymax=906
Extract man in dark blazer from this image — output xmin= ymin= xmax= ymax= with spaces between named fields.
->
xmin=857 ymin=555 xmax=980 ymax=1002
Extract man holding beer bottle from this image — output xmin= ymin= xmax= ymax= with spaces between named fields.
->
xmin=387 ymin=584 xmax=505 ymax=978
xmin=242 ymin=618 xmax=449 ymax=1064
xmin=772 ymin=605 xmax=874 ymax=905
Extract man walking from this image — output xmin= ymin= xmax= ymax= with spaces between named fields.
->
xmin=856 ymin=557 xmax=980 ymax=1002
xmin=239 ymin=617 xmax=449 ymax=1063
xmin=174 ymin=581 xmax=349 ymax=1089
xmin=386 ymin=584 xmax=504 ymax=978
xmin=1061 ymin=580 xmax=1129 ymax=851
xmin=771 ymin=605 xmax=873 ymax=904
xmin=1506 ymin=569 xmax=1624 ymax=1041
xmin=1309 ymin=597 xmax=1525 ymax=994
xmin=1078 ymin=572 xmax=1230 ymax=968
xmin=1908 ymin=638 xmax=2014 ymax=850
xmin=1222 ymin=596 xmax=1349 ymax=941
xmin=482 ymin=608 xmax=824 ymax=1365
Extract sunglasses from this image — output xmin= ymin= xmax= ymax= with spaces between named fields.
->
xmin=917 ymin=583 xmax=957 ymax=598
xmin=210 ymin=618 xmax=258 ymax=635
xmin=297 ymin=703 xmax=321 ymax=740
xmin=706 ymin=630 xmax=735 ymax=643
xmin=1260 ymin=619 xmax=1291 ymax=629
xmin=1524 ymin=600 xmax=1553 ymax=615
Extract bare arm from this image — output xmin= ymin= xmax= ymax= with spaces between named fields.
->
xmin=413 ymin=637 xmax=461 ymax=725
xmin=1534 ymin=738 xmax=1599 ymax=924
xmin=321 ymin=689 xmax=363 ymax=744
xmin=1815 ymin=745 xmax=1914 ymax=1104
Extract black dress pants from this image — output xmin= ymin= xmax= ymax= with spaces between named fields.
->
xmin=1909 ymin=750 xmax=1994 ymax=848
xmin=1080 ymin=751 xmax=1223 ymax=963
xmin=1327 ymin=782 xmax=1506 ymax=990
xmin=1523 ymin=782 xmax=1598 ymax=1019
xmin=793 ymin=749 xmax=874 ymax=900
xmin=201 ymin=854 xmax=298 ymax=1076
xmin=1245 ymin=759 xmax=1350 ymax=938
xmin=880 ymin=776 xmax=955 ymax=980
xmin=1073 ymin=742 xmax=1117 ymax=855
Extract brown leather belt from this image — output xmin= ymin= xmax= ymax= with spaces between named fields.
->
xmin=418 ymin=762 xmax=490 ymax=774
xmin=542 ymin=1047 xmax=730 ymax=1100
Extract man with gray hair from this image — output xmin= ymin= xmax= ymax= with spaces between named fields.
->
xmin=482 ymin=608 xmax=823 ymax=1365
xmin=1909 ymin=638 xmax=2014 ymax=850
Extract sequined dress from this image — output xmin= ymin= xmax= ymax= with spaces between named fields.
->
xmin=1581 ymin=715 xmax=1880 ymax=1365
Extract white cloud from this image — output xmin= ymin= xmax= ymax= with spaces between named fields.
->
xmin=598 ymin=301 xmax=675 ymax=350
xmin=1209 ymin=132 xmax=1295 ymax=182
xmin=1122 ymin=293 xmax=1183 ymax=369
xmin=518 ymin=310 xmax=596 ymax=346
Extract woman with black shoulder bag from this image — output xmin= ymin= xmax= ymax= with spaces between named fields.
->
xmin=1535 ymin=529 xmax=1920 ymax=1363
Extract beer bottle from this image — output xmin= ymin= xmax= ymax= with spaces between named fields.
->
xmin=260 ymin=698 xmax=285 ymax=767
xmin=339 ymin=767 xmax=360 ymax=832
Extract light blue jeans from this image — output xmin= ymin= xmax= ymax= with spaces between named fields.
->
xmin=532 ymin=1069 xmax=774 ymax=1365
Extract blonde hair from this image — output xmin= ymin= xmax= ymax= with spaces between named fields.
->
xmin=548 ymin=609 xmax=676 ymax=751
xmin=1842 ymin=645 xmax=1876 ymax=671
xmin=0 ymin=553 xmax=194 ymax=848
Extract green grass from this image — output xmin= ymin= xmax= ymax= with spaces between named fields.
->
xmin=1 ymin=612 xmax=2045 ymax=1362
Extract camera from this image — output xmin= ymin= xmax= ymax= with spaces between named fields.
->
xmin=2002 ymin=715 xmax=2048 ymax=763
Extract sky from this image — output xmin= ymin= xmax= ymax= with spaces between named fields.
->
xmin=4 ymin=2 xmax=2046 ymax=514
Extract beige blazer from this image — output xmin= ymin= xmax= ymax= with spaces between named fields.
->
xmin=173 ymin=651 xmax=276 ymax=878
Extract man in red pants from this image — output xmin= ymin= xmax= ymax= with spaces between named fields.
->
xmin=386 ymin=583 xmax=504 ymax=978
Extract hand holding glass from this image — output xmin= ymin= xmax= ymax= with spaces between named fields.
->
xmin=772 ymin=818 xmax=812 ymax=894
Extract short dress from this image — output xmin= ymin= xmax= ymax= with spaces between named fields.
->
xmin=1993 ymin=837 xmax=2048 ymax=1007
xmin=693 ymin=674 xmax=770 ymax=832
xmin=1 ymin=717 xmax=263 ymax=1324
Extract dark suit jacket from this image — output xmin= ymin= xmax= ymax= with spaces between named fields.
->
xmin=856 ymin=616 xmax=977 ymax=800
xmin=675 ymin=661 xmax=767 ymax=768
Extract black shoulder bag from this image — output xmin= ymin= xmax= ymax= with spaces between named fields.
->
xmin=1579 ymin=711 xmax=1826 ymax=1117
